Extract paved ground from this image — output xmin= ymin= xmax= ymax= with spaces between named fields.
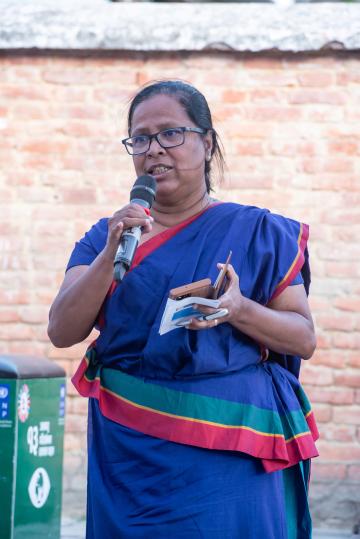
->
xmin=61 ymin=518 xmax=358 ymax=539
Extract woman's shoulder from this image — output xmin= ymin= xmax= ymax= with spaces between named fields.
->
xmin=215 ymin=201 xmax=270 ymax=223
xmin=78 ymin=217 xmax=109 ymax=250
xmin=218 ymin=201 xmax=301 ymax=227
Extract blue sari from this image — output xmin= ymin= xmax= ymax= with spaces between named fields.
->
xmin=68 ymin=202 xmax=318 ymax=538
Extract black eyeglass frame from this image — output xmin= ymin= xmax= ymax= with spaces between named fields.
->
xmin=121 ymin=127 xmax=208 ymax=156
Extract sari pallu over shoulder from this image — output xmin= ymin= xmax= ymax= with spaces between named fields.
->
xmin=70 ymin=202 xmax=319 ymax=472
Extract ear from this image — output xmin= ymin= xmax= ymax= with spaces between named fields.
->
xmin=203 ymin=130 xmax=214 ymax=157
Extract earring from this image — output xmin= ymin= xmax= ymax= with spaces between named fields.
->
xmin=206 ymin=152 xmax=211 ymax=161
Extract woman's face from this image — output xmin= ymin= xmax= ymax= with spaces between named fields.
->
xmin=129 ymin=94 xmax=213 ymax=204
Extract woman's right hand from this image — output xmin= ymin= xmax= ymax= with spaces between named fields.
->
xmin=103 ymin=203 xmax=154 ymax=260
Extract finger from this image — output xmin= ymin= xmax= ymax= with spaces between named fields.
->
xmin=121 ymin=217 xmax=153 ymax=229
xmin=110 ymin=222 xmax=124 ymax=243
xmin=192 ymin=304 xmax=219 ymax=316
xmin=131 ymin=203 xmax=154 ymax=220
xmin=216 ymin=263 xmax=239 ymax=294
xmin=113 ymin=205 xmax=154 ymax=221
xmin=187 ymin=317 xmax=222 ymax=331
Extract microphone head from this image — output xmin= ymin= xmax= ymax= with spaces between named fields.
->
xmin=130 ymin=175 xmax=157 ymax=208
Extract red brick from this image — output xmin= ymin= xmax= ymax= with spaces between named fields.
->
xmin=311 ymin=351 xmax=347 ymax=369
xmin=66 ymin=395 xmax=88 ymax=415
xmin=328 ymin=139 xmax=358 ymax=156
xmin=42 ymin=68 xmax=100 ymax=85
xmin=334 ymin=297 xmax=360 ymax=312
xmin=288 ymin=89 xmax=346 ymax=105
xmin=222 ymin=90 xmax=247 ymax=104
xmin=298 ymin=72 xmax=334 ymax=87
xmin=247 ymin=72 xmax=297 ymax=87
xmin=301 ymin=158 xmax=354 ymax=175
xmin=48 ymin=343 xmax=87 ymax=361
xmin=12 ymin=104 xmax=48 ymax=120
xmin=325 ymin=262 xmax=359 ymax=279
xmin=21 ymin=154 xmax=54 ymax=170
xmin=316 ymin=441 xmax=360 ymax=461
xmin=18 ymin=306 xmax=49 ymax=324
xmin=315 ymin=314 xmax=354 ymax=332
xmin=64 ymin=432 xmax=87 ymax=453
xmin=245 ymin=106 xmax=302 ymax=122
xmin=4 ymin=342 xmax=49 ymax=356
xmin=300 ymin=365 xmax=334 ymax=386
xmin=20 ymin=140 xmax=70 ymax=154
xmin=337 ymin=72 xmax=360 ymax=85
xmin=322 ymin=210 xmax=360 ymax=226
xmin=332 ymin=227 xmax=360 ymax=243
xmin=333 ymin=406 xmax=360 ymax=425
xmin=315 ymin=334 xmax=332 ymax=350
xmin=348 ymin=354 xmax=360 ymax=369
xmin=334 ymin=372 xmax=360 ymax=389
xmin=249 ymin=89 xmax=282 ymax=104
xmin=65 ymin=414 xmax=87 ymax=433
xmin=0 ymin=309 xmax=21 ymax=322
xmin=305 ymin=387 xmax=354 ymax=405
xmin=333 ymin=334 xmax=360 ymax=350
xmin=322 ymin=425 xmax=356 ymax=443
xmin=227 ymin=174 xmax=273 ymax=189
xmin=0 ymin=290 xmax=31 ymax=305
xmin=0 ymin=324 xmax=36 ymax=340
xmin=311 ymin=405 xmax=333 ymax=423
xmin=0 ymin=85 xmax=49 ymax=100
xmin=308 ymin=296 xmax=330 ymax=312
xmin=57 ymin=121 xmax=112 ymax=138
xmin=93 ymin=88 xmax=134 ymax=103
xmin=61 ymin=188 xmax=97 ymax=205
xmin=243 ymin=58 xmax=285 ymax=70
xmin=311 ymin=461 xmax=347 ymax=481
xmin=235 ymin=142 xmax=264 ymax=156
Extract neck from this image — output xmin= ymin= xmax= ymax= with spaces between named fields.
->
xmin=151 ymin=190 xmax=212 ymax=228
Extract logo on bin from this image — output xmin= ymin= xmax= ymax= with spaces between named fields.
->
xmin=17 ymin=384 xmax=31 ymax=423
xmin=28 ymin=467 xmax=51 ymax=508
xmin=0 ymin=386 xmax=8 ymax=399
xmin=0 ymin=384 xmax=10 ymax=420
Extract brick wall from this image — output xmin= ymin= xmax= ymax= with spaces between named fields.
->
xmin=1 ymin=51 xmax=359 ymax=529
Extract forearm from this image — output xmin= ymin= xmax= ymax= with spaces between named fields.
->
xmin=230 ymin=297 xmax=316 ymax=359
xmin=48 ymin=252 xmax=114 ymax=348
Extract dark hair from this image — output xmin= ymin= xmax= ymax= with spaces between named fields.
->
xmin=127 ymin=80 xmax=225 ymax=193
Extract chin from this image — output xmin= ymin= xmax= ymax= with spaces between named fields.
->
xmin=154 ymin=180 xmax=179 ymax=198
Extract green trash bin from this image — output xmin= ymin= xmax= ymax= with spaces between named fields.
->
xmin=0 ymin=355 xmax=66 ymax=539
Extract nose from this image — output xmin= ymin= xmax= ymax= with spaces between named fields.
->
xmin=147 ymin=135 xmax=165 ymax=156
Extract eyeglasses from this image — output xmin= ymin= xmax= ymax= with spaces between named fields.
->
xmin=122 ymin=127 xmax=207 ymax=156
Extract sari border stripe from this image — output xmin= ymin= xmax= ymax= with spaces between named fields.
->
xmin=71 ymin=356 xmax=319 ymax=472
xmin=270 ymin=222 xmax=309 ymax=302
xmin=99 ymin=385 xmax=287 ymax=461
xmin=131 ymin=202 xmax=222 ymax=270
xmin=103 ymin=386 xmax=284 ymax=438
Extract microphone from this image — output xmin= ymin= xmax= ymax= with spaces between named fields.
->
xmin=113 ymin=175 xmax=157 ymax=282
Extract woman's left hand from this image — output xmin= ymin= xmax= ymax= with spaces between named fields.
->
xmin=186 ymin=264 xmax=246 ymax=331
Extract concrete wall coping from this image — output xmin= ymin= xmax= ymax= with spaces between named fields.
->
xmin=1 ymin=0 xmax=360 ymax=53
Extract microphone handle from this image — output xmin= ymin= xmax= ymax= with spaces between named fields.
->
xmin=113 ymin=226 xmax=141 ymax=282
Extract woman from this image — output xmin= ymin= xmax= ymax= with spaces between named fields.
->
xmin=48 ymin=80 xmax=318 ymax=538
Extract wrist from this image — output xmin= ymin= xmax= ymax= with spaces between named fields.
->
xmin=98 ymin=248 xmax=116 ymax=269
xmin=229 ymin=295 xmax=252 ymax=326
